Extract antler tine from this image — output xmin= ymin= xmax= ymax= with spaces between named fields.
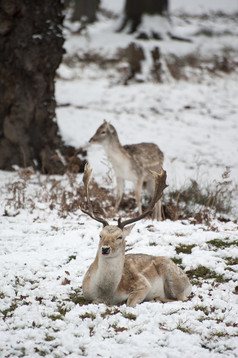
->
xmin=80 ymin=163 xmax=109 ymax=227
xmin=118 ymin=169 xmax=168 ymax=229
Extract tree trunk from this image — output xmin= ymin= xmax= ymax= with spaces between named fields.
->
xmin=71 ymin=0 xmax=100 ymax=23
xmin=0 ymin=0 xmax=85 ymax=174
xmin=118 ymin=0 xmax=169 ymax=33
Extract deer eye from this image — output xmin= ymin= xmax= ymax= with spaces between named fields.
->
xmin=101 ymin=130 xmax=106 ymax=134
xmin=117 ymin=235 xmax=123 ymax=240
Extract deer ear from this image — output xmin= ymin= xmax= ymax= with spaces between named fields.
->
xmin=122 ymin=224 xmax=135 ymax=238
xmin=104 ymin=120 xmax=111 ymax=132
xmin=108 ymin=123 xmax=116 ymax=134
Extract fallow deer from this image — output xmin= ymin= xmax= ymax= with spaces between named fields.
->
xmin=89 ymin=120 xmax=164 ymax=220
xmin=80 ymin=164 xmax=192 ymax=307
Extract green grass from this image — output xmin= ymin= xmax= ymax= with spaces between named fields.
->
xmin=1 ymin=302 xmax=18 ymax=319
xmin=47 ymin=314 xmax=64 ymax=321
xmin=175 ymin=244 xmax=196 ymax=255
xmin=0 ymin=292 xmax=6 ymax=299
xmin=45 ymin=333 xmax=55 ymax=342
xmin=186 ymin=265 xmax=228 ymax=284
xmin=34 ymin=348 xmax=48 ymax=357
xmin=68 ymin=293 xmax=90 ymax=305
xmin=176 ymin=324 xmax=194 ymax=334
xmin=194 ymin=305 xmax=210 ymax=316
xmin=80 ymin=312 xmax=96 ymax=320
xmin=171 ymin=257 xmax=183 ymax=267
xmin=66 ymin=255 xmax=77 ymax=263
xmin=57 ymin=304 xmax=69 ymax=316
xmin=101 ymin=308 xmax=120 ymax=318
xmin=121 ymin=312 xmax=137 ymax=321
xmin=225 ymin=257 xmax=238 ymax=265
xmin=208 ymin=238 xmax=238 ymax=250
xmin=100 ymin=308 xmax=136 ymax=321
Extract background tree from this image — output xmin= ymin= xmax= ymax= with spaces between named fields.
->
xmin=118 ymin=0 xmax=169 ymax=34
xmin=0 ymin=0 xmax=84 ymax=174
xmin=71 ymin=0 xmax=100 ymax=23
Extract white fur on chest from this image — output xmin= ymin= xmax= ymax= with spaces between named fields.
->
xmin=107 ymin=150 xmax=137 ymax=181
xmin=91 ymin=256 xmax=124 ymax=300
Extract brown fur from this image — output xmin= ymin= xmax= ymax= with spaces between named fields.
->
xmin=89 ymin=120 xmax=164 ymax=220
xmin=82 ymin=225 xmax=192 ymax=307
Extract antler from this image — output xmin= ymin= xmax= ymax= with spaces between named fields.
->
xmin=79 ymin=163 xmax=109 ymax=227
xmin=118 ymin=169 xmax=168 ymax=229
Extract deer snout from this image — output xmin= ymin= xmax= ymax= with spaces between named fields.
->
xmin=102 ymin=246 xmax=110 ymax=255
xmin=89 ymin=136 xmax=96 ymax=143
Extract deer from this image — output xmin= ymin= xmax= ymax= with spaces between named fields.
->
xmin=80 ymin=163 xmax=192 ymax=307
xmin=89 ymin=120 xmax=164 ymax=220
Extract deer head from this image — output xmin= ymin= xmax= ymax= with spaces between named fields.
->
xmin=79 ymin=163 xmax=167 ymax=240
xmin=97 ymin=224 xmax=134 ymax=261
xmin=89 ymin=120 xmax=119 ymax=146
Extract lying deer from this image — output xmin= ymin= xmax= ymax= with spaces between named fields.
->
xmin=80 ymin=164 xmax=192 ymax=307
xmin=89 ymin=120 xmax=164 ymax=220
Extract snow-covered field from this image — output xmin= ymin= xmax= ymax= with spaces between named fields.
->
xmin=1 ymin=1 xmax=238 ymax=357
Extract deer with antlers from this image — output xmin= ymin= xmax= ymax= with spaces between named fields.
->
xmin=89 ymin=120 xmax=164 ymax=220
xmin=80 ymin=164 xmax=191 ymax=307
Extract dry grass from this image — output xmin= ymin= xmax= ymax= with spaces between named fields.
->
xmin=164 ymin=168 xmax=235 ymax=224
xmin=2 ymin=166 xmax=236 ymax=225
xmin=61 ymin=43 xmax=238 ymax=84
xmin=164 ymin=51 xmax=237 ymax=80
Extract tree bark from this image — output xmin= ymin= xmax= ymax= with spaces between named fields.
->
xmin=118 ymin=0 xmax=169 ymax=33
xmin=0 ymin=0 xmax=85 ymax=174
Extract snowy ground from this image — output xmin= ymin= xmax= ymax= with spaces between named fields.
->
xmin=1 ymin=1 xmax=238 ymax=357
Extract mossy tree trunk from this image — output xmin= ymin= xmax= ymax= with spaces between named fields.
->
xmin=0 ymin=0 xmax=84 ymax=174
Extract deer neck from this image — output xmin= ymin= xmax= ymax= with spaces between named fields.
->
xmin=102 ymin=136 xmax=134 ymax=178
xmin=95 ymin=250 xmax=125 ymax=299
xmin=102 ymin=135 xmax=123 ymax=155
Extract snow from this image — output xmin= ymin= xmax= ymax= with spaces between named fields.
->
xmin=1 ymin=1 xmax=238 ymax=357
xmin=1 ymin=209 xmax=238 ymax=357
xmin=170 ymin=0 xmax=238 ymax=15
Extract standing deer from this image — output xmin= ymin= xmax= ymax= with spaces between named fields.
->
xmin=80 ymin=164 xmax=192 ymax=307
xmin=89 ymin=120 xmax=164 ymax=220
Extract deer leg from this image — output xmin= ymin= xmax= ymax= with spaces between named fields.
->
xmin=164 ymin=273 xmax=192 ymax=302
xmin=114 ymin=177 xmax=124 ymax=212
xmin=135 ymin=178 xmax=143 ymax=214
xmin=158 ymin=199 xmax=162 ymax=221
xmin=127 ymin=286 xmax=151 ymax=307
